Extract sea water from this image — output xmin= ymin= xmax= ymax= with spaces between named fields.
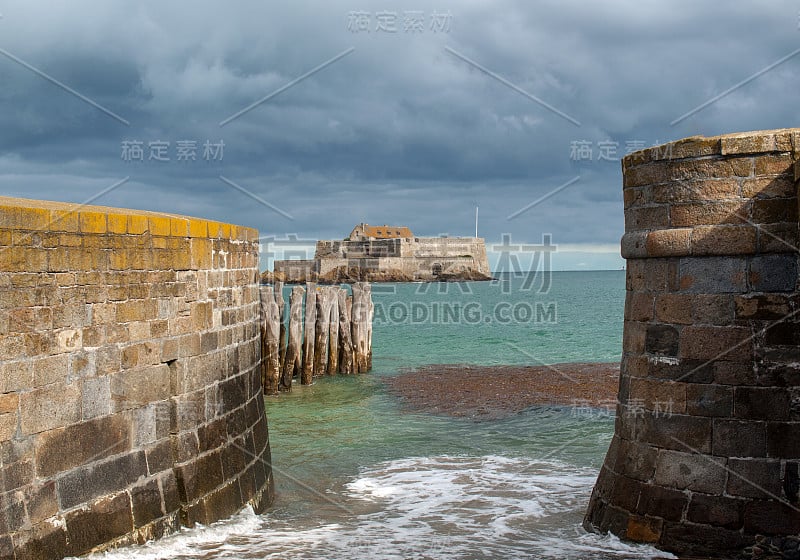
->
xmin=88 ymin=271 xmax=673 ymax=559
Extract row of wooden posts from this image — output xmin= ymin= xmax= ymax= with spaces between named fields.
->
xmin=259 ymin=282 xmax=374 ymax=394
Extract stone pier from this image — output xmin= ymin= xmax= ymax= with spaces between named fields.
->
xmin=584 ymin=130 xmax=800 ymax=558
xmin=0 ymin=197 xmax=274 ymax=559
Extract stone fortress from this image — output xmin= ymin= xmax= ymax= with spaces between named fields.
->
xmin=584 ymin=129 xmax=800 ymax=558
xmin=273 ymin=223 xmax=492 ymax=283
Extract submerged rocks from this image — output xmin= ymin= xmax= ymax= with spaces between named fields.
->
xmin=383 ymin=362 xmax=620 ymax=421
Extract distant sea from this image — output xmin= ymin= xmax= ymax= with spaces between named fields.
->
xmin=87 ymin=271 xmax=674 ymax=560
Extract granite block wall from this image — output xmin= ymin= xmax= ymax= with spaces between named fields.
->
xmin=0 ymin=197 xmax=274 ymax=559
xmin=584 ymin=130 xmax=800 ymax=558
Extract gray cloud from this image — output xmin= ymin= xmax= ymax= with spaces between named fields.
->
xmin=0 ymin=0 xmax=798 ymax=269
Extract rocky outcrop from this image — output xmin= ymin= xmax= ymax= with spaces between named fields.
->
xmin=267 ymin=266 xmax=493 ymax=284
xmin=260 ymin=269 xmax=285 ymax=284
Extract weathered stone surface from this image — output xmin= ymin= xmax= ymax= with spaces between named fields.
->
xmin=626 ymin=205 xmax=670 ymax=230
xmin=636 ymin=484 xmax=687 ymax=522
xmin=690 ymin=225 xmax=757 ymax=256
xmin=725 ymin=458 xmax=783 ymax=499
xmin=625 ymin=515 xmax=662 ymax=543
xmin=735 ymin=387 xmax=791 ymax=421
xmin=712 ymin=419 xmax=766 ymax=458
xmin=174 ymin=451 xmax=224 ymax=504
xmin=651 ymin=178 xmax=738 ymax=203
xmin=620 ymin=232 xmax=648 ymax=259
xmin=654 ymin=294 xmax=692 ymax=324
xmin=671 ymin=201 xmax=751 ymax=227
xmin=767 ymin=422 xmax=800 ymax=459
xmin=130 ymin=478 xmax=165 ymax=528
xmin=748 ymin=254 xmax=798 ymax=292
xmin=629 ymin=378 xmax=687 ymax=415
xmin=645 ymin=324 xmax=679 ymax=356
xmin=57 ymin=451 xmax=147 ymax=510
xmin=144 ymin=439 xmax=172 ymax=476
xmin=653 ymin=449 xmax=726 ymax=493
xmin=19 ymin=381 xmax=81 ymax=435
xmin=743 ymin=500 xmax=800 ymax=535
xmin=643 ymin=413 xmax=713 ymax=453
xmin=12 ymin=521 xmax=68 ymax=560
xmin=25 ymin=482 xmax=58 ymax=525
xmin=587 ymin=130 xmax=800 ymax=558
xmin=35 ymin=414 xmax=131 ymax=478
xmin=65 ymin=493 xmax=133 ymax=556
xmin=0 ymin=197 xmax=274 ymax=558
xmin=624 ymin=291 xmax=653 ymax=323
xmin=679 ymin=325 xmax=752 ymax=361
xmin=685 ymin=384 xmax=732 ymax=417
xmin=678 ymin=256 xmax=747 ymax=293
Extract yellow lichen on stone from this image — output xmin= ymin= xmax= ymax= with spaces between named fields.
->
xmin=207 ymin=222 xmax=221 ymax=238
xmin=189 ymin=219 xmax=208 ymax=238
xmin=128 ymin=215 xmax=148 ymax=235
xmin=79 ymin=211 xmax=108 ymax=234
xmin=50 ymin=210 xmax=80 ymax=233
xmin=0 ymin=206 xmax=51 ymax=230
xmin=148 ymin=217 xmax=171 ymax=236
xmin=191 ymin=238 xmax=212 ymax=269
xmin=107 ymin=213 xmax=127 ymax=234
xmin=170 ymin=218 xmax=188 ymax=237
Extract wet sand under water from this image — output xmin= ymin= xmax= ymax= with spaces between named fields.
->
xmin=383 ymin=362 xmax=620 ymax=420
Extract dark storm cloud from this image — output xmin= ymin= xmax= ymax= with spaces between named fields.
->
xmin=0 ymin=0 xmax=798 ymax=268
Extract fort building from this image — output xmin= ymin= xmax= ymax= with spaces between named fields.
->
xmin=273 ymin=223 xmax=492 ymax=283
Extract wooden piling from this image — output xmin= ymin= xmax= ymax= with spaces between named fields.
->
xmin=259 ymin=286 xmax=281 ymax=395
xmin=351 ymin=282 xmax=369 ymax=373
xmin=301 ymin=282 xmax=316 ymax=384
xmin=327 ymin=289 xmax=340 ymax=375
xmin=274 ymin=281 xmax=287 ymax=370
xmin=314 ymin=286 xmax=332 ymax=376
xmin=281 ymin=285 xmax=304 ymax=390
xmin=365 ymin=283 xmax=374 ymax=370
xmin=261 ymin=280 xmax=373 ymax=393
xmin=337 ymin=288 xmax=354 ymax=374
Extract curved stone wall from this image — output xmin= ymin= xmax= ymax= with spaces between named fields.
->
xmin=585 ymin=130 xmax=800 ymax=558
xmin=0 ymin=197 xmax=273 ymax=559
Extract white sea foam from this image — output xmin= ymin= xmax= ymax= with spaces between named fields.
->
xmin=85 ymin=455 xmax=675 ymax=560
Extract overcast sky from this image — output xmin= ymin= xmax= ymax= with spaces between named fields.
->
xmin=0 ymin=1 xmax=798 ymax=270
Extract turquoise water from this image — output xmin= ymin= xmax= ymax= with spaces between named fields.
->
xmin=91 ymin=271 xmax=673 ymax=559
xmin=372 ymin=271 xmax=625 ymax=370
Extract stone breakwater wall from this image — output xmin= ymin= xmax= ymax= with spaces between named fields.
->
xmin=0 ymin=197 xmax=273 ymax=559
xmin=584 ymin=130 xmax=800 ymax=558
